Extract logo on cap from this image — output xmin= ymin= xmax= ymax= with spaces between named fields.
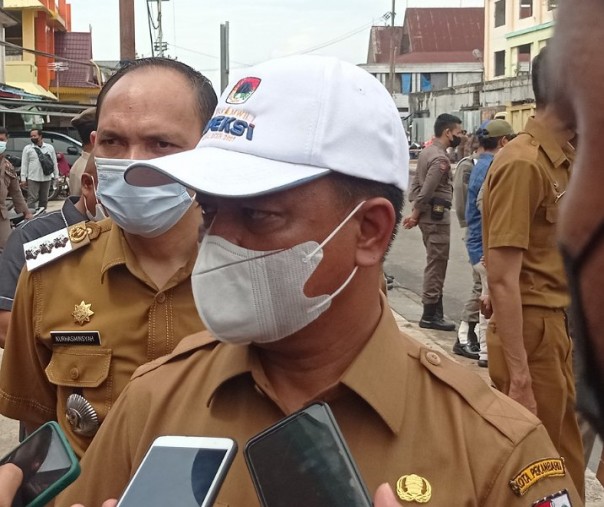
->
xmin=226 ymin=77 xmax=261 ymax=104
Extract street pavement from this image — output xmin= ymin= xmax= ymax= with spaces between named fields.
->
xmin=0 ymin=195 xmax=603 ymax=503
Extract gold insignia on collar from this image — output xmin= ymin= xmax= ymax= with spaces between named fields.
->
xmin=396 ymin=474 xmax=432 ymax=503
xmin=72 ymin=301 xmax=94 ymax=325
xmin=68 ymin=224 xmax=88 ymax=244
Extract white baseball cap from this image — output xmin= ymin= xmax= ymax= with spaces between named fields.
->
xmin=124 ymin=55 xmax=409 ymax=197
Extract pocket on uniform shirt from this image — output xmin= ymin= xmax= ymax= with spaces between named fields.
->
xmin=545 ymin=204 xmax=558 ymax=224
xmin=45 ymin=347 xmax=112 ymax=388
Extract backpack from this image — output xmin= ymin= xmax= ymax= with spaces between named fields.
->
xmin=33 ymin=146 xmax=54 ymax=176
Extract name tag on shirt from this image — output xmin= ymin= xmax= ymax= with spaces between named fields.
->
xmin=51 ymin=331 xmax=101 ymax=346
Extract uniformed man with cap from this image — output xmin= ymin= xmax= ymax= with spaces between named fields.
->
xmin=0 ymin=57 xmax=217 ymax=457
xmin=403 ymin=113 xmax=462 ymax=331
xmin=59 ymin=56 xmax=582 ymax=507
xmin=483 ymin=47 xmax=585 ymax=498
xmin=68 ymin=107 xmax=96 ymax=196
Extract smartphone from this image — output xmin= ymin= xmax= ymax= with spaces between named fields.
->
xmin=0 ymin=421 xmax=80 ymax=507
xmin=244 ymin=402 xmax=372 ymax=507
xmin=117 ymin=436 xmax=237 ymax=507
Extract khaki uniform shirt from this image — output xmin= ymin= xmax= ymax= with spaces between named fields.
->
xmin=0 ymin=219 xmax=203 ymax=457
xmin=59 ymin=297 xmax=580 ymax=506
xmin=409 ymin=140 xmax=453 ymax=224
xmin=0 ymin=157 xmax=28 ymax=219
xmin=482 ymin=117 xmax=573 ymax=309
xmin=452 ymin=154 xmax=478 ymax=228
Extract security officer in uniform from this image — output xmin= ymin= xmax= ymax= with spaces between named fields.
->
xmin=60 ymin=56 xmax=581 ymax=507
xmin=0 ymin=58 xmax=217 ymax=457
xmin=483 ymin=48 xmax=585 ymax=498
xmin=403 ymin=113 xmax=462 ymax=331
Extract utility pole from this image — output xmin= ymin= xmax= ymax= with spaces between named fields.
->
xmin=220 ymin=22 xmax=230 ymax=93
xmin=388 ymin=0 xmax=397 ymax=95
xmin=157 ymin=0 xmax=165 ymax=56
xmin=149 ymin=0 xmax=169 ymax=57
xmin=119 ymin=0 xmax=135 ymax=62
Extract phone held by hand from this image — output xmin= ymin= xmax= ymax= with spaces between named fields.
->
xmin=0 ymin=421 xmax=80 ymax=507
xmin=116 ymin=436 xmax=237 ymax=507
xmin=244 ymin=402 xmax=372 ymax=507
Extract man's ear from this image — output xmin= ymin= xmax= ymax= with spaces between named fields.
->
xmin=90 ymin=131 xmax=97 ymax=147
xmin=80 ymin=173 xmax=95 ymax=193
xmin=354 ymin=197 xmax=396 ymax=268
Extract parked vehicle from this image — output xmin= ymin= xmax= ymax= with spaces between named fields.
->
xmin=5 ymin=131 xmax=82 ymax=169
xmin=4 ymin=131 xmax=80 ymax=201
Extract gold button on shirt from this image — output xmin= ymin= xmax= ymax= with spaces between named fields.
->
xmin=58 ymin=296 xmax=581 ymax=506
xmin=0 ymin=219 xmax=204 ymax=457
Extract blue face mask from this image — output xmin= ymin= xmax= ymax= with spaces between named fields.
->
xmin=0 ymin=141 xmax=7 ymax=155
xmin=95 ymin=157 xmax=194 ymax=238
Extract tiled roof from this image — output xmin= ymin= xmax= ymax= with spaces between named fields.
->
xmin=367 ymin=7 xmax=484 ymax=65
xmin=52 ymin=32 xmax=99 ymax=88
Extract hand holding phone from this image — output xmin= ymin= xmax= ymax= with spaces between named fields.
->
xmin=244 ymin=402 xmax=372 ymax=507
xmin=0 ymin=421 xmax=80 ymax=507
xmin=117 ymin=436 xmax=237 ymax=507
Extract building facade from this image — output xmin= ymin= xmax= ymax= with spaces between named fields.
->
xmin=4 ymin=0 xmax=72 ymax=99
xmin=484 ymin=0 xmax=556 ymax=80
xmin=360 ymin=8 xmax=484 ymax=118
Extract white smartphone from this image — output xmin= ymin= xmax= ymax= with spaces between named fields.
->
xmin=116 ymin=436 xmax=237 ymax=507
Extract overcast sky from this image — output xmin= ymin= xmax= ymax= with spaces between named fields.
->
xmin=68 ymin=0 xmax=484 ymax=91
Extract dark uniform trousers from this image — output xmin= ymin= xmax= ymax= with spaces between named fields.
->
xmin=487 ymin=306 xmax=585 ymax=496
xmin=418 ymin=222 xmax=450 ymax=305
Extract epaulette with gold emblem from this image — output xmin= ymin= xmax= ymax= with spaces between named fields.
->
xmin=23 ymin=221 xmax=105 ymax=271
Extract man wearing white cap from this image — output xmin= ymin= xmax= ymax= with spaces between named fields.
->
xmin=60 ymin=56 xmax=580 ymax=507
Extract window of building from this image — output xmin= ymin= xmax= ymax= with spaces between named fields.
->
xmin=495 ymin=0 xmax=506 ymax=27
xmin=420 ymin=73 xmax=432 ymax=92
xmin=547 ymin=0 xmax=557 ymax=10
xmin=430 ymin=73 xmax=448 ymax=90
xmin=494 ymin=50 xmax=506 ymax=76
xmin=401 ymin=73 xmax=412 ymax=94
xmin=516 ymin=43 xmax=531 ymax=74
xmin=520 ymin=0 xmax=533 ymax=18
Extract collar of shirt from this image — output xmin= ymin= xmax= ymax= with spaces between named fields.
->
xmin=99 ymin=219 xmax=197 ymax=290
xmin=191 ymin=293 xmax=410 ymax=435
xmin=61 ymin=196 xmax=87 ymax=225
xmin=523 ymin=116 xmax=573 ymax=169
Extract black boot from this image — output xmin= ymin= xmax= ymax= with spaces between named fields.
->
xmin=435 ymin=296 xmax=456 ymax=331
xmin=419 ymin=301 xmax=456 ymax=331
xmin=466 ymin=322 xmax=480 ymax=354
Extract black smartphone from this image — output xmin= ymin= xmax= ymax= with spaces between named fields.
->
xmin=244 ymin=402 xmax=372 ymax=507
xmin=0 ymin=421 xmax=80 ymax=507
xmin=116 ymin=436 xmax=237 ymax=507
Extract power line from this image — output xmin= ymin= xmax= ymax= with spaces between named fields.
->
xmin=278 ymin=20 xmax=375 ymax=58
xmin=0 ymin=40 xmax=113 ymax=71
xmin=169 ymin=43 xmax=251 ymax=67
xmin=171 ymin=18 xmax=378 ymax=69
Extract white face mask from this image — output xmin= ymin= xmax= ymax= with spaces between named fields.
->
xmin=95 ymin=157 xmax=194 ymax=238
xmin=0 ymin=141 xmax=7 ymax=155
xmin=192 ymin=201 xmax=365 ymax=345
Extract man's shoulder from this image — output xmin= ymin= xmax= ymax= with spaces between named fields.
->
xmin=17 ymin=210 xmax=67 ymax=240
xmin=132 ymin=331 xmax=219 ymax=380
xmin=410 ymin=344 xmax=542 ymax=445
xmin=492 ymin=135 xmax=541 ymax=172
xmin=26 ymin=219 xmax=113 ymax=275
